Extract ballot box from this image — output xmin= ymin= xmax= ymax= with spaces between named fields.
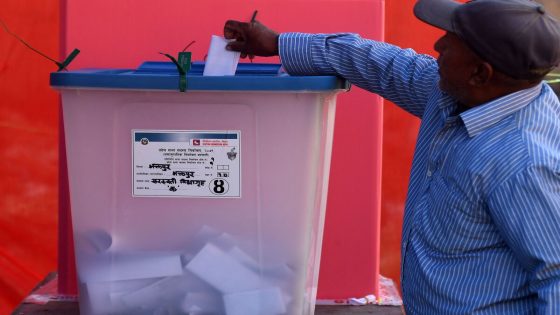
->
xmin=50 ymin=61 xmax=348 ymax=315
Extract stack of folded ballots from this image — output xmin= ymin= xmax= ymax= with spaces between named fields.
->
xmin=78 ymin=226 xmax=294 ymax=315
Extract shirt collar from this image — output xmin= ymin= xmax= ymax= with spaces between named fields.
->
xmin=459 ymin=83 xmax=543 ymax=138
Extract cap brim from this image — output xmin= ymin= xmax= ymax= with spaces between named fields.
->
xmin=414 ymin=0 xmax=461 ymax=32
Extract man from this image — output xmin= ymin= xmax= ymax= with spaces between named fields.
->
xmin=224 ymin=0 xmax=560 ymax=313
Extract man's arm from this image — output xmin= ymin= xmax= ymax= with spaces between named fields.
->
xmin=488 ymin=165 xmax=560 ymax=314
xmin=279 ymin=32 xmax=438 ymax=118
xmin=224 ymin=20 xmax=439 ymax=118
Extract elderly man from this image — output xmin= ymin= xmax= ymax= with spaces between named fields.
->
xmin=224 ymin=0 xmax=560 ymax=313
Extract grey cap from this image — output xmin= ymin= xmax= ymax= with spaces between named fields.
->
xmin=414 ymin=0 xmax=560 ymax=80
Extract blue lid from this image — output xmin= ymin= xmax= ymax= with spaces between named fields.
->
xmin=50 ymin=61 xmax=350 ymax=92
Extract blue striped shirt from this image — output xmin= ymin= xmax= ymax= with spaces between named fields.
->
xmin=278 ymin=33 xmax=560 ymax=314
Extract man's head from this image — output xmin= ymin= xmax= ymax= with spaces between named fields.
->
xmin=415 ymin=0 xmax=560 ymax=80
xmin=414 ymin=0 xmax=560 ymax=106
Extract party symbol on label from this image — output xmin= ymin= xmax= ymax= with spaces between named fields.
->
xmin=227 ymin=147 xmax=237 ymax=161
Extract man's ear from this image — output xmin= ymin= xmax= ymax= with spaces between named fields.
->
xmin=469 ymin=62 xmax=493 ymax=86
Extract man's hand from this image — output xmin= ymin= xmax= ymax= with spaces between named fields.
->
xmin=223 ymin=20 xmax=279 ymax=58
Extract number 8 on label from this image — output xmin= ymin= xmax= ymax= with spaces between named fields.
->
xmin=210 ymin=178 xmax=229 ymax=195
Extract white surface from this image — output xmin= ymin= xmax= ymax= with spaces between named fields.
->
xmin=84 ymin=278 xmax=157 ymax=314
xmin=80 ymin=252 xmax=183 ymax=282
xmin=120 ymin=274 xmax=200 ymax=309
xmin=181 ymin=292 xmax=223 ymax=314
xmin=186 ymin=243 xmax=262 ymax=293
xmin=203 ymin=35 xmax=240 ymax=76
xmin=224 ymin=287 xmax=287 ymax=315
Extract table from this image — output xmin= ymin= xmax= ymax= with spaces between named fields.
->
xmin=12 ymin=273 xmax=404 ymax=315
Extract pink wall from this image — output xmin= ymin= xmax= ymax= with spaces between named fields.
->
xmin=61 ymin=0 xmax=384 ymax=299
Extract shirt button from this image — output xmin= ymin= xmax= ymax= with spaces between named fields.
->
xmin=427 ymin=170 xmax=433 ymax=177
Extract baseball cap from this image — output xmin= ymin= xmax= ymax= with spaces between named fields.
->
xmin=414 ymin=0 xmax=560 ymax=80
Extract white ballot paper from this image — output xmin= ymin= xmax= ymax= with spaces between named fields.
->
xmin=203 ymin=35 xmax=241 ymax=76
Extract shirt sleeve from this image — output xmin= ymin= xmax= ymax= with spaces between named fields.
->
xmin=487 ymin=165 xmax=560 ymax=314
xmin=278 ymin=32 xmax=439 ymax=118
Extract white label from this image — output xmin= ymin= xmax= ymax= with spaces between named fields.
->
xmin=133 ymin=130 xmax=240 ymax=198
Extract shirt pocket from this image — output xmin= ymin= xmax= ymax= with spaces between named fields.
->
xmin=419 ymin=172 xmax=502 ymax=255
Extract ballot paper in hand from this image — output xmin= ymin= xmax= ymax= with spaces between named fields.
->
xmin=203 ymin=35 xmax=240 ymax=76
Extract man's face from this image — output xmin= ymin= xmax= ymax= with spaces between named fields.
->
xmin=434 ymin=32 xmax=481 ymax=104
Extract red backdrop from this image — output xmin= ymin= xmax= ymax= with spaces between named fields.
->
xmin=0 ymin=0 xmax=445 ymax=313
xmin=0 ymin=1 xmax=60 ymax=314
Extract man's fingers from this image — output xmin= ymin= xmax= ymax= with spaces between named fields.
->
xmin=223 ymin=27 xmax=240 ymax=40
xmin=224 ymin=20 xmax=248 ymax=39
xmin=224 ymin=20 xmax=248 ymax=54
xmin=225 ymin=20 xmax=246 ymax=29
xmin=226 ymin=40 xmax=247 ymax=53
xmin=224 ymin=28 xmax=236 ymax=40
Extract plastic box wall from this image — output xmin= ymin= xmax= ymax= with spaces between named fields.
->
xmin=58 ymin=85 xmax=339 ymax=314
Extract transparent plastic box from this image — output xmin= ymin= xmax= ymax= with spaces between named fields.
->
xmin=51 ymin=62 xmax=348 ymax=315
